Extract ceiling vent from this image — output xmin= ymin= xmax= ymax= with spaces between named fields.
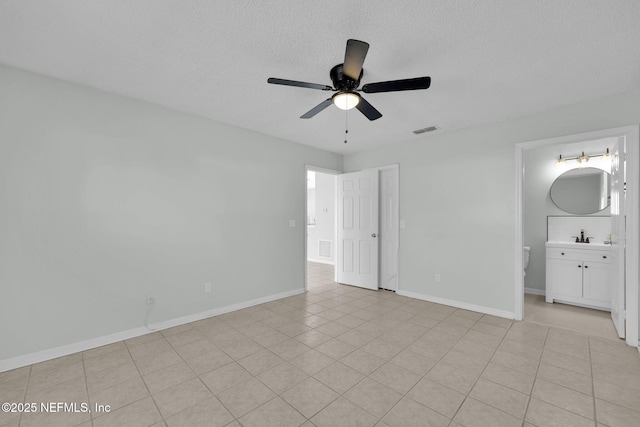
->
xmin=413 ymin=125 xmax=439 ymax=135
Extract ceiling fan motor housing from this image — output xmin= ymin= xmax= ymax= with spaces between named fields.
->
xmin=330 ymin=64 xmax=362 ymax=91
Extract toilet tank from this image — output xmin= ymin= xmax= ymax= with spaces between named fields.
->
xmin=523 ymin=246 xmax=531 ymax=269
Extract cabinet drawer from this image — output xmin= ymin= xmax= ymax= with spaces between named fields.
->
xmin=546 ymin=248 xmax=611 ymax=263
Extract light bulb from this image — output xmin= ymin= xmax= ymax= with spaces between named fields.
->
xmin=333 ymin=92 xmax=360 ymax=110
xmin=577 ymin=152 xmax=589 ymax=167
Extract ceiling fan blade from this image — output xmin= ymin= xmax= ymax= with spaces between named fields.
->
xmin=268 ymin=78 xmax=333 ymax=91
xmin=362 ymin=76 xmax=431 ymax=93
xmin=301 ymin=99 xmax=333 ymax=119
xmin=355 ymin=96 xmax=382 ymax=121
xmin=343 ymin=39 xmax=369 ymax=81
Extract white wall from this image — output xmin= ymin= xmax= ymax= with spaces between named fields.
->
xmin=524 ymin=139 xmax=612 ymax=293
xmin=0 ymin=65 xmax=342 ymax=362
xmin=344 ymin=89 xmax=640 ymax=317
xmin=2 ymin=61 xmax=638 ymax=365
xmin=307 ymin=172 xmax=336 ymax=264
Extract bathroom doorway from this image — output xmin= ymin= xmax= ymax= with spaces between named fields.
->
xmin=515 ymin=126 xmax=639 ymax=348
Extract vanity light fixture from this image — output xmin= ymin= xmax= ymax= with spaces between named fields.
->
xmin=577 ymin=151 xmax=589 ymax=167
xmin=555 ymin=148 xmax=610 ymax=167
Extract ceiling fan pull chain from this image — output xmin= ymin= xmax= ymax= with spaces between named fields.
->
xmin=344 ymin=108 xmax=348 ymax=144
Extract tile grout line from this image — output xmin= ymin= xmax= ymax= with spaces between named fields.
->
xmin=421 ymin=313 xmax=488 ymax=425
xmin=80 ymin=351 xmax=94 ymax=427
xmin=588 ymin=336 xmax=597 ymax=425
xmin=294 ymin=295 xmax=385 ymax=423
xmin=17 ymin=365 xmax=33 ymax=427
xmin=445 ymin=313 xmax=516 ymax=426
xmin=195 ymin=305 xmax=332 ymax=425
xmin=445 ymin=315 xmax=486 ymax=426
xmin=318 ymin=294 xmax=419 ymax=424
xmin=245 ymin=284 xmax=358 ymax=424
xmin=265 ymin=286 xmax=424 ymax=424
xmin=182 ymin=319 xmax=244 ymax=426
xmin=533 ymin=331 xmax=601 ymax=424
xmin=124 ymin=336 xmax=166 ymax=426
xmin=519 ymin=324 xmax=550 ymax=427
xmin=339 ymin=305 xmax=503 ymax=424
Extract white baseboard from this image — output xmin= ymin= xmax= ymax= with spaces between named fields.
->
xmin=147 ymin=288 xmax=304 ymax=332
xmin=397 ymin=290 xmax=515 ymax=320
xmin=524 ymin=287 xmax=546 ymax=296
xmin=0 ymin=288 xmax=305 ymax=373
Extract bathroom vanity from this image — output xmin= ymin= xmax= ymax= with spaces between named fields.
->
xmin=545 ymin=241 xmax=611 ymax=310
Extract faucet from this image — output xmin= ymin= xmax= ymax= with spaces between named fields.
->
xmin=572 ymin=229 xmax=585 ymax=242
xmin=570 ymin=229 xmax=593 ymax=243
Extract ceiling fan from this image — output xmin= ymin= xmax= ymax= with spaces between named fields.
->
xmin=267 ymin=39 xmax=431 ymax=121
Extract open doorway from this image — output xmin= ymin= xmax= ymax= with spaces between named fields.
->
xmin=305 ymin=165 xmax=400 ymax=293
xmin=305 ymin=167 xmax=338 ymax=291
xmin=515 ymin=126 xmax=639 ymax=348
xmin=523 ymin=137 xmax=617 ymax=339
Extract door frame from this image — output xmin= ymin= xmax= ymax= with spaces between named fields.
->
xmin=304 ymin=164 xmax=400 ymax=292
xmin=514 ymin=125 xmax=639 ymax=348
xmin=377 ymin=164 xmax=400 ymax=292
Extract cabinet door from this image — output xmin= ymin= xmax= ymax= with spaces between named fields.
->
xmin=547 ymin=258 xmax=583 ymax=299
xmin=583 ymin=261 xmax=611 ymax=303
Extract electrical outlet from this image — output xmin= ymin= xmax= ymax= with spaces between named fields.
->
xmin=434 ymin=274 xmax=441 ymax=283
xmin=205 ymin=282 xmax=212 ymax=293
xmin=146 ymin=295 xmax=155 ymax=305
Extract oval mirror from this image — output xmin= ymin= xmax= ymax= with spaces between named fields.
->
xmin=550 ymin=167 xmax=610 ymax=214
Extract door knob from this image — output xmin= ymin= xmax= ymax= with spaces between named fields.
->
xmin=371 ymin=233 xmax=377 ymax=238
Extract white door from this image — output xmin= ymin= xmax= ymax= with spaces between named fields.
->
xmin=337 ymin=169 xmax=379 ymax=290
xmin=610 ymin=137 xmax=626 ymax=338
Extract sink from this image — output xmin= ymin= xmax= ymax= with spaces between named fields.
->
xmin=545 ymin=241 xmax=610 ymax=250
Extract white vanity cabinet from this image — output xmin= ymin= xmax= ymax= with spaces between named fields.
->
xmin=545 ymin=242 xmax=611 ymax=310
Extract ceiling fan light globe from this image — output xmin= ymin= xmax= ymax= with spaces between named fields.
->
xmin=333 ymin=92 xmax=360 ymax=110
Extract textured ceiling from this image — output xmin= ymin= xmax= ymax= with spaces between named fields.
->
xmin=1 ymin=1 xmax=639 ymax=154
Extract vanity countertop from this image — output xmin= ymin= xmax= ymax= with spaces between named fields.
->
xmin=545 ymin=241 xmax=611 ymax=250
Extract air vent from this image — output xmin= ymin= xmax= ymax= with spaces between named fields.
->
xmin=413 ymin=125 xmax=439 ymax=135
xmin=318 ymin=240 xmax=331 ymax=258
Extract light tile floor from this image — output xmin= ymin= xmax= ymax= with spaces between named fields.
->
xmin=1 ymin=262 xmax=639 ymax=426
xmin=523 ymin=293 xmax=619 ymax=340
